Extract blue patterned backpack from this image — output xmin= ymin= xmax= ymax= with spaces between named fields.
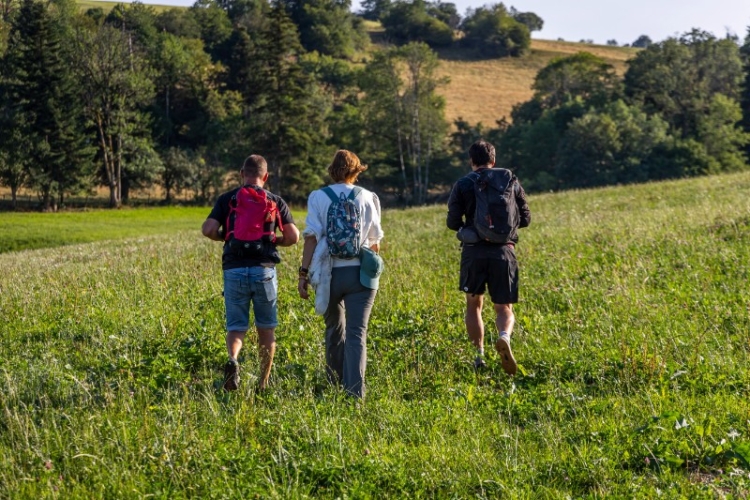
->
xmin=322 ymin=186 xmax=363 ymax=259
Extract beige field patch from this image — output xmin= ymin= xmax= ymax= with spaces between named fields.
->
xmin=437 ymin=39 xmax=639 ymax=127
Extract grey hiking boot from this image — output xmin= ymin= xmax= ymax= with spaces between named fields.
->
xmin=495 ymin=336 xmax=517 ymax=376
xmin=223 ymin=360 xmax=239 ymax=391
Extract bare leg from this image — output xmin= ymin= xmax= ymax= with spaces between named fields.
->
xmin=494 ymin=303 xmax=514 ymax=336
xmin=494 ymin=303 xmax=517 ymax=375
xmin=226 ymin=330 xmax=246 ymax=360
xmin=465 ymin=293 xmax=485 ymax=351
xmin=257 ymin=327 xmax=276 ymax=391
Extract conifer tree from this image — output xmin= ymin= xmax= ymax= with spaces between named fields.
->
xmin=252 ymin=0 xmax=328 ymax=199
xmin=4 ymin=0 xmax=93 ymax=210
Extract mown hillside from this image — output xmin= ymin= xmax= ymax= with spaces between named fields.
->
xmin=435 ymin=39 xmax=638 ymax=126
xmin=2 ymin=171 xmax=750 ymax=496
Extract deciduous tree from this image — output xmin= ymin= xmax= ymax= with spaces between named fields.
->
xmin=75 ymin=24 xmax=156 ymax=208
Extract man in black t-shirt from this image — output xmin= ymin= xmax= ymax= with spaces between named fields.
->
xmin=447 ymin=140 xmax=531 ymax=375
xmin=202 ymin=155 xmax=299 ymax=392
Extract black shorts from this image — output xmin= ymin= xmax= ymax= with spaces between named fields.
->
xmin=459 ymin=244 xmax=518 ymax=304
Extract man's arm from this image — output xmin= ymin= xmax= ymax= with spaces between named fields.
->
xmin=202 ymin=218 xmax=224 ymax=241
xmin=515 ymin=182 xmax=531 ymax=228
xmin=446 ymin=182 xmax=465 ymax=231
xmin=277 ymin=223 xmax=300 ymax=247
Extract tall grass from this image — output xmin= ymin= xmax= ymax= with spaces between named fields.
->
xmin=1 ymin=172 xmax=750 ymax=497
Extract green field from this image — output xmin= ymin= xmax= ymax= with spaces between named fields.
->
xmin=0 ymin=207 xmax=209 ymax=253
xmin=2 ymin=172 xmax=750 ymax=497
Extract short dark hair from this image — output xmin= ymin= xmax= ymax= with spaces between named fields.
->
xmin=468 ymin=140 xmax=495 ymax=167
xmin=241 ymin=155 xmax=267 ymax=178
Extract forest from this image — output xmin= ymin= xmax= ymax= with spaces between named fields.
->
xmin=1 ymin=0 xmax=749 ymax=210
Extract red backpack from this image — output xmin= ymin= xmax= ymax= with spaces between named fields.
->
xmin=225 ymin=186 xmax=283 ymax=256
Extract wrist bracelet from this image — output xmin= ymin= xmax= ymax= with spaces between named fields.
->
xmin=298 ymin=266 xmax=309 ymax=275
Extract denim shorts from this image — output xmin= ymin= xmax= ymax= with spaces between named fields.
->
xmin=223 ymin=266 xmax=278 ymax=331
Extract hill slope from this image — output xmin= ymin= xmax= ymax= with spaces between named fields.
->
xmin=435 ymin=39 xmax=638 ymax=126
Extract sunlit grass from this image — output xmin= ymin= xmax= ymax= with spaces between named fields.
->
xmin=1 ymin=171 xmax=750 ymax=497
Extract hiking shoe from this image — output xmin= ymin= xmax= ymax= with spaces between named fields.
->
xmin=473 ymin=356 xmax=487 ymax=370
xmin=223 ymin=360 xmax=239 ymax=391
xmin=495 ymin=336 xmax=517 ymax=376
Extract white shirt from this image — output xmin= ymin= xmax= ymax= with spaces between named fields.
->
xmin=302 ymin=183 xmax=384 ymax=268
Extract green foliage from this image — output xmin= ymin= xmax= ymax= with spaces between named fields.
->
xmin=249 ymin=0 xmax=329 ymax=200
xmin=555 ymin=100 xmax=671 ymax=188
xmin=358 ymin=42 xmax=450 ymax=202
xmin=74 ymin=22 xmax=157 ymax=208
xmin=283 ymin=0 xmax=368 ymax=58
xmin=631 ymin=34 xmax=652 ymax=48
xmin=488 ymin=31 xmax=750 ymax=193
xmin=459 ymin=3 xmax=530 ymax=57
xmin=510 ymin=7 xmax=543 ymax=33
xmin=3 ymin=0 xmax=94 ymax=210
xmin=2 ymin=172 xmax=750 ymax=496
xmin=159 ymin=147 xmax=198 ymax=202
xmin=532 ymin=51 xmax=621 ymax=109
xmin=359 ymin=0 xmax=390 ymax=21
xmin=624 ymin=30 xmax=744 ymax=139
xmin=189 ymin=0 xmax=233 ymax=59
xmin=381 ymin=0 xmax=453 ymax=48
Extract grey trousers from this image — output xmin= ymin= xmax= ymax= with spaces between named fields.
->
xmin=324 ymin=266 xmax=377 ymax=399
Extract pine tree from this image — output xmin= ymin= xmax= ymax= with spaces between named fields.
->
xmin=251 ymin=0 xmax=328 ymax=199
xmin=4 ymin=0 xmax=93 ymax=210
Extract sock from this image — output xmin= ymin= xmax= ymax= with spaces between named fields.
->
xmin=229 ymin=357 xmax=237 ymax=364
xmin=476 ymin=346 xmax=485 ymax=358
xmin=499 ymin=331 xmax=510 ymax=342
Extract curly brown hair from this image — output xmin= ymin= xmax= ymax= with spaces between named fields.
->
xmin=328 ymin=150 xmax=367 ymax=183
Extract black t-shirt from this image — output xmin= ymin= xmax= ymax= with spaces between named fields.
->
xmin=207 ymin=185 xmax=295 ymax=270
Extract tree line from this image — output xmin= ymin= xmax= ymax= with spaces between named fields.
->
xmin=0 ymin=0 xmax=488 ymax=209
xmin=458 ymin=30 xmax=750 ymax=192
xmin=1 ymin=0 xmax=749 ymax=211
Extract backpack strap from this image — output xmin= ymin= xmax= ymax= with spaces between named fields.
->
xmin=323 ymin=186 xmax=363 ymax=202
xmin=322 ymin=186 xmax=339 ymax=203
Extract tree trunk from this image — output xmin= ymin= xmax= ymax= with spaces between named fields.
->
xmin=11 ymin=185 xmax=17 ymax=210
xmin=96 ymin=115 xmax=120 ymax=209
xmin=116 ymin=133 xmax=122 ymax=207
xmin=121 ymin=177 xmax=130 ymax=203
xmin=393 ymin=94 xmax=408 ymax=203
xmin=425 ymin=136 xmax=432 ymax=204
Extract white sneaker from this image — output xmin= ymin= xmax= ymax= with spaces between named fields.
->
xmin=495 ymin=336 xmax=517 ymax=376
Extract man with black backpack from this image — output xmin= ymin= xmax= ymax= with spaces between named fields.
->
xmin=202 ymin=155 xmax=300 ymax=392
xmin=447 ymin=140 xmax=531 ymax=375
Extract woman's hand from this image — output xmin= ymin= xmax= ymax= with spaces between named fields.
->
xmin=298 ymin=277 xmax=310 ymax=300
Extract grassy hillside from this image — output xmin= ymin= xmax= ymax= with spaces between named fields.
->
xmin=2 ymin=171 xmax=750 ymax=496
xmin=77 ymin=0 xmax=181 ymax=14
xmin=435 ymin=39 xmax=638 ymax=126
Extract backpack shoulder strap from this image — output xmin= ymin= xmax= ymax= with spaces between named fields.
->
xmin=322 ymin=186 xmax=339 ymax=203
xmin=348 ymin=186 xmax=363 ymax=200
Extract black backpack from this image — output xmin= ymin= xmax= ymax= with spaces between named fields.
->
xmin=472 ymin=168 xmax=519 ymax=244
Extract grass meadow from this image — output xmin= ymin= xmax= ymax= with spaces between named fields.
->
xmin=2 ymin=172 xmax=750 ymax=497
